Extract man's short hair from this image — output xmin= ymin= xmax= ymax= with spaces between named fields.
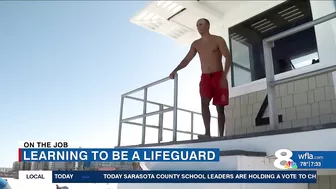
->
xmin=199 ymin=18 xmax=210 ymax=25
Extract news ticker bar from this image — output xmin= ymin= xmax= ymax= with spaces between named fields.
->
xmin=18 ymin=171 xmax=317 ymax=183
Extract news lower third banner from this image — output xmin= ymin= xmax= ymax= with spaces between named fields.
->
xmin=274 ymin=149 xmax=336 ymax=169
xmin=18 ymin=148 xmax=220 ymax=162
xmin=19 ymin=171 xmax=317 ymax=183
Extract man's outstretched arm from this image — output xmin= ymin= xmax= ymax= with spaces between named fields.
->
xmin=170 ymin=42 xmax=197 ymax=77
xmin=218 ymin=37 xmax=231 ymax=77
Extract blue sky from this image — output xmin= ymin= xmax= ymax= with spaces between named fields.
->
xmin=0 ymin=1 xmax=219 ymax=167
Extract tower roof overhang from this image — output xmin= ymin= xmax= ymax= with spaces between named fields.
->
xmin=130 ymin=1 xmax=243 ymax=44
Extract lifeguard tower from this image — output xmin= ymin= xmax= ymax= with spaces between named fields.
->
xmin=117 ymin=1 xmax=336 ymax=189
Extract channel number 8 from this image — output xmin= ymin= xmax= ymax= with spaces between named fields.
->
xmin=273 ymin=149 xmax=293 ymax=169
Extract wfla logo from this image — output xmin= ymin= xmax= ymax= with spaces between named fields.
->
xmin=274 ymin=149 xmax=298 ymax=169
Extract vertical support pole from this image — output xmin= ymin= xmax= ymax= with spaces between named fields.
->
xmin=263 ymin=41 xmax=277 ymax=129
xmin=117 ymin=96 xmax=125 ymax=147
xmin=141 ymin=88 xmax=148 ymax=144
xmin=190 ymin=113 xmax=194 ymax=140
xmin=173 ymin=74 xmax=178 ymax=142
xmin=158 ymin=105 xmax=164 ymax=143
xmin=218 ymin=123 xmax=220 ymax=137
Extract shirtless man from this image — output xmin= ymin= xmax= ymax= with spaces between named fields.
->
xmin=169 ymin=18 xmax=231 ymax=139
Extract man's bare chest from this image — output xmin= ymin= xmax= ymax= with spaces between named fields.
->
xmin=195 ymin=42 xmax=219 ymax=55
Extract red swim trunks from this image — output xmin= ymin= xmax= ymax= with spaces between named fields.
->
xmin=200 ymin=70 xmax=229 ymax=106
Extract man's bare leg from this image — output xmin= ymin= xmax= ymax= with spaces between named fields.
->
xmin=216 ymin=105 xmax=225 ymax=137
xmin=198 ymin=98 xmax=211 ymax=139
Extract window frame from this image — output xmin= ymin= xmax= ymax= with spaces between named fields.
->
xmin=226 ymin=0 xmax=330 ymax=98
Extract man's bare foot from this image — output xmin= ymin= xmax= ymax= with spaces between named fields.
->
xmin=197 ymin=134 xmax=211 ymax=139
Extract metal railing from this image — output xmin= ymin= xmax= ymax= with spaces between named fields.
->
xmin=264 ymin=11 xmax=336 ymax=129
xmin=117 ymin=74 xmax=217 ymax=146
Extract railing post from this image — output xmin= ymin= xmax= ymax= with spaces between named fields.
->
xmin=173 ymin=74 xmax=178 ymax=142
xmin=158 ymin=105 xmax=164 ymax=143
xmin=141 ymin=88 xmax=148 ymax=144
xmin=190 ymin=113 xmax=194 ymax=140
xmin=263 ymin=41 xmax=277 ymax=129
xmin=117 ymin=96 xmax=125 ymax=147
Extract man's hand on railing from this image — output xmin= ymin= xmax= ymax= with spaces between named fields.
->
xmin=169 ymin=71 xmax=177 ymax=79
